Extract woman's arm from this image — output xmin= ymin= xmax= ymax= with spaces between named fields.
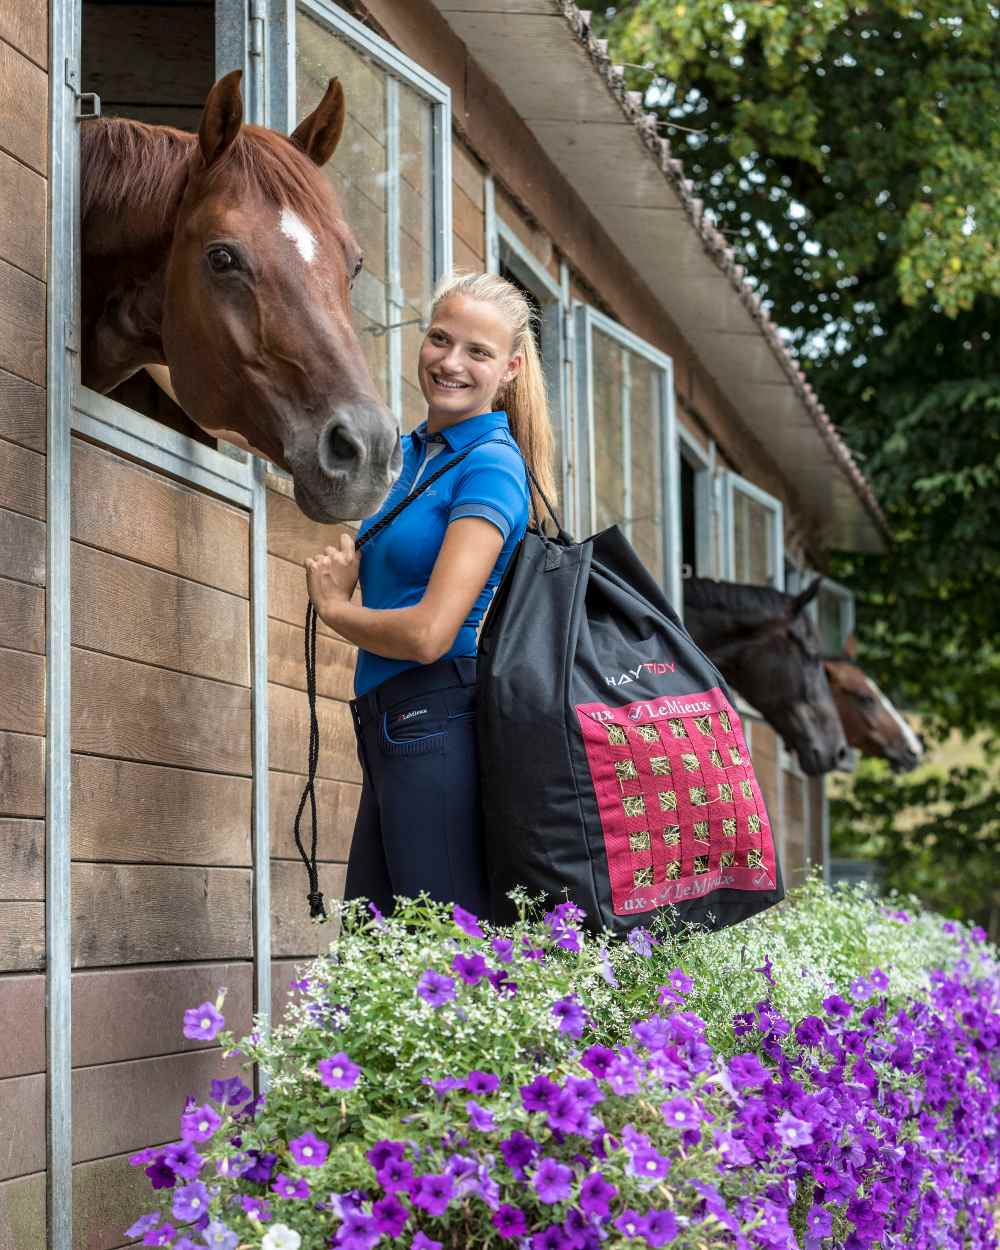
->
xmin=306 ymin=516 xmax=505 ymax=665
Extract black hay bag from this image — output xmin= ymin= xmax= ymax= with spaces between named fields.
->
xmin=477 ymin=523 xmax=784 ymax=936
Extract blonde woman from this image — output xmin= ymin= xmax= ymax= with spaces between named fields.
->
xmin=306 ymin=272 xmax=556 ymax=917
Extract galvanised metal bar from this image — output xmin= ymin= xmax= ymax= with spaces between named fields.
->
xmin=386 ymin=76 xmax=403 ymax=423
xmin=48 ymin=0 xmax=82 ymax=1243
xmin=250 ymin=457 xmax=272 ymax=1052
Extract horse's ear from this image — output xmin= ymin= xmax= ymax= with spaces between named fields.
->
xmin=790 ymin=576 xmax=822 ymax=617
xmin=200 ymin=70 xmax=244 ymax=168
xmin=291 ymin=78 xmax=346 ymax=167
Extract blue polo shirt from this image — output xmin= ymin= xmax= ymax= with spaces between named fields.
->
xmin=354 ymin=410 xmax=530 ymax=695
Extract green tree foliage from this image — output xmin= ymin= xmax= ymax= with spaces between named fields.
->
xmin=594 ymin=1 xmax=1000 ymax=915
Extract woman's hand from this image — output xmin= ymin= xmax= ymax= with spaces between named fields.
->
xmin=306 ymin=533 xmax=361 ymax=621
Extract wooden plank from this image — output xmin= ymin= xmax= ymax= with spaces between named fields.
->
xmin=0 ymin=729 xmax=44 ymax=817
xmin=72 ymin=963 xmax=253 ymax=1068
xmin=0 ymin=903 xmax=44 ymax=971
xmin=72 ymin=544 xmax=251 ymax=686
xmin=269 ymin=682 xmax=361 ymax=784
xmin=268 ymin=552 xmax=340 ymax=639
xmin=453 ymin=181 xmax=485 ymax=259
xmin=82 ymin=4 xmax=213 ymax=109
xmin=71 ymin=649 xmax=252 ymax=775
xmin=0 ymin=367 xmax=44 ymax=453
xmin=0 ymin=1171 xmax=45 ymax=1250
xmin=269 ymin=769 xmax=358 ymax=864
xmin=0 ymin=646 xmax=43 ymax=735
xmin=0 ymin=819 xmax=43 ymax=899
xmin=0 ymin=39 xmax=47 ymax=175
xmin=749 ymin=721 xmax=780 ymax=837
xmin=0 ymin=975 xmax=44 ymax=1079
xmin=74 ymin=1151 xmax=153 ymax=1250
xmin=71 ymin=863 xmax=253 ymax=967
xmin=0 ymin=438 xmax=44 ymax=519
xmin=0 ymin=507 xmax=44 ymax=587
xmin=452 ymin=139 xmax=485 ymax=210
xmin=72 ymin=755 xmax=252 ymax=867
xmin=72 ymin=441 xmax=250 ymax=598
xmin=0 ymin=0 xmax=47 ymax=69
xmin=0 ymin=1073 xmax=44 ymax=1179
xmin=269 ymin=616 xmax=355 ymax=702
xmin=0 ymin=257 xmax=44 ymax=386
xmin=0 ymin=576 xmax=44 ymax=653
xmin=270 ymin=859 xmax=346 ymax=958
xmin=453 ymin=232 xmax=483 ymax=276
xmin=266 ymin=487 xmax=354 ymax=565
xmin=72 ymin=1047 xmax=244 ymax=1165
xmin=0 ymin=150 xmax=45 ymax=281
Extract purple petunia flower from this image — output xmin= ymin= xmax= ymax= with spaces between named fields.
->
xmin=411 ymin=1173 xmax=455 ymax=1217
xmin=823 ymin=994 xmax=853 ymax=1019
xmin=422 ymin=1074 xmax=465 ymax=1098
xmin=641 ymin=1209 xmax=679 ymax=1247
xmin=755 ymin=955 xmax=776 ymax=986
xmin=580 ymin=1045 xmax=616 ymax=1079
xmin=493 ymin=1205 xmax=528 ymax=1239
xmin=411 ymin=1235 xmax=442 ymax=1250
xmin=367 ymin=1139 xmax=406 ymax=1171
xmin=144 ymin=1157 xmax=176 ymax=1190
xmin=371 ymin=1195 xmax=408 ymax=1238
xmin=172 ymin=1239 xmax=201 ymax=1250
xmin=318 ymin=1052 xmax=361 ymax=1089
xmin=661 ymin=1096 xmax=701 ymax=1131
xmin=239 ymin=1195 xmax=272 ymax=1221
xmin=727 ymin=1052 xmax=770 ymax=1090
xmin=531 ymin=1225 xmax=569 ymax=1250
xmin=628 ymin=927 xmax=656 ymax=957
xmin=500 ymin=1131 xmax=539 ymax=1175
xmin=632 ymin=1146 xmax=671 ymax=1181
xmin=552 ymin=995 xmax=587 ymax=1038
xmin=452 ymin=904 xmax=485 ymax=939
xmin=288 ymin=1131 xmax=328 ymax=1167
xmin=580 ymin=1171 xmax=618 ymax=1218
xmin=209 ymin=1076 xmax=252 ymax=1108
xmin=171 ymin=1181 xmax=209 ymax=1223
xmin=126 ymin=1214 xmax=161 ymax=1238
xmin=202 ymin=1222 xmax=238 ymax=1250
xmin=163 ymin=1140 xmax=203 ymax=1181
xmin=452 ymin=952 xmax=488 ymax=985
xmin=466 ymin=1100 xmax=496 ymax=1132
xmin=376 ymin=1155 xmax=414 ymax=1191
xmin=775 ymin=1111 xmax=814 ymax=1149
xmin=491 ymin=937 xmax=515 ymax=964
xmin=486 ymin=967 xmax=519 ymax=998
xmin=142 ymin=1223 xmax=176 ymax=1247
xmin=272 ymin=1173 xmax=310 ymax=1199
xmin=180 ymin=1104 xmax=221 ymax=1144
xmin=465 ymin=1069 xmax=500 ymax=1096
xmin=850 ymin=976 xmax=872 ymax=1000
xmin=614 ymin=1210 xmax=644 ymax=1239
xmin=417 ymin=969 xmax=456 ymax=1008
xmin=869 ymin=967 xmax=890 ymax=991
xmin=532 ymin=1156 xmax=573 ymax=1204
xmin=795 ymin=1016 xmax=826 ymax=1048
xmin=240 ymin=1151 xmax=276 ymax=1184
xmin=182 ymin=1001 xmax=224 ymax=1041
xmin=521 ymin=1074 xmax=561 ymax=1113
xmin=807 ymin=1205 xmax=833 ymax=1237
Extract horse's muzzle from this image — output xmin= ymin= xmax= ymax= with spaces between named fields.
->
xmin=290 ymin=401 xmax=401 ymax=524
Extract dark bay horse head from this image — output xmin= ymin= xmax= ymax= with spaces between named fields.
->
xmin=824 ymin=659 xmax=924 ymax=773
xmin=80 ymin=71 xmax=401 ymax=523
xmin=683 ymin=576 xmax=850 ymax=775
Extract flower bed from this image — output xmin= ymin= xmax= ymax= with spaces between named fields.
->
xmin=128 ymin=880 xmax=999 ymax=1250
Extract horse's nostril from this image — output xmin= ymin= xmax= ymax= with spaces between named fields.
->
xmin=320 ymin=417 xmax=364 ymax=475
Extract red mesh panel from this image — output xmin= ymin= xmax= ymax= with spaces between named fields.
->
xmin=575 ymin=688 xmax=777 ymax=917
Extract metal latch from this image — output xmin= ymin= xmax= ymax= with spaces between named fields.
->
xmin=66 ymin=57 xmax=101 ymax=119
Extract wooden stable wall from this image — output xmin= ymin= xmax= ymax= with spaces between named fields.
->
xmin=0 ymin=0 xmax=49 ymax=1244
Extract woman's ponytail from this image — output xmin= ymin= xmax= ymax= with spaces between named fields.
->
xmin=428 ymin=271 xmax=558 ymax=526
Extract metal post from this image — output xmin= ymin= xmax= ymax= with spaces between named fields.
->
xmin=484 ymin=175 xmax=499 ymax=274
xmin=386 ymin=77 xmax=403 ymax=423
xmin=48 ymin=0 xmax=81 ymax=1243
xmin=250 ymin=459 xmax=271 ymax=1050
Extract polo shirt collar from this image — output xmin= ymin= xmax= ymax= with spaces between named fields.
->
xmin=413 ymin=409 xmax=510 ymax=451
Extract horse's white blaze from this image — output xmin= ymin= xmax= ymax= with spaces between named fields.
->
xmin=870 ymin=679 xmax=923 ymax=759
xmin=279 ymin=208 xmax=316 ymax=265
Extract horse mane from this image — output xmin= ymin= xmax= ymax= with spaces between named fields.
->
xmin=80 ymin=116 xmax=340 ymax=237
xmin=683 ymin=577 xmax=792 ymax=623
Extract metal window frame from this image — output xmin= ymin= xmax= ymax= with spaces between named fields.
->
xmin=574 ymin=303 xmax=682 ymax=609
xmin=297 ymin=0 xmax=453 ymax=424
xmin=486 ymin=202 xmax=571 ymax=523
xmin=721 ymin=470 xmax=785 ymax=591
xmin=677 ymin=423 xmax=716 ymax=582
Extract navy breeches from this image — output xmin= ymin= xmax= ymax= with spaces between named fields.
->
xmin=346 ymin=656 xmax=489 ymax=917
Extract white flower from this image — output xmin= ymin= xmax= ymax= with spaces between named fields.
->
xmin=262 ymin=1224 xmax=302 ymax=1250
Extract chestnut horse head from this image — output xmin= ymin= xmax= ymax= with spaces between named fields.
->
xmin=80 ymin=71 xmax=400 ymax=522
xmin=824 ymin=658 xmax=924 ymax=773
xmin=683 ymin=576 xmax=850 ymax=775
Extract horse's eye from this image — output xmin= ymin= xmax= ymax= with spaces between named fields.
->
xmin=208 ymin=246 xmax=239 ymax=273
xmin=351 ymin=254 xmax=364 ymax=283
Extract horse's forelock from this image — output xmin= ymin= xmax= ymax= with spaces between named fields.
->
xmin=683 ymin=577 xmax=791 ymax=626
